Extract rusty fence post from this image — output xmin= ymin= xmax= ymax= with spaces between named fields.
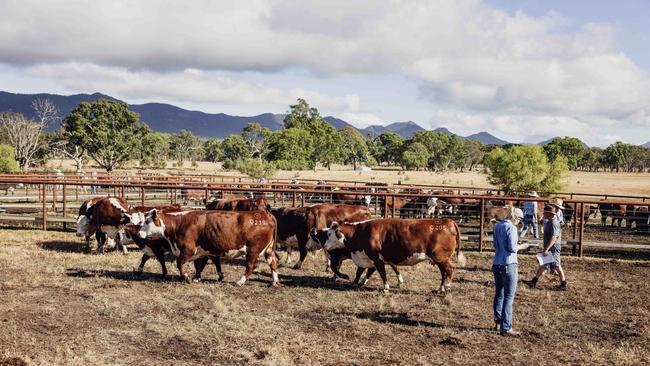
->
xmin=479 ymin=198 xmax=485 ymax=252
xmin=573 ymin=203 xmax=578 ymax=240
xmin=383 ymin=194 xmax=389 ymax=218
xmin=293 ymin=192 xmax=297 ymax=207
xmin=579 ymin=202 xmax=585 ymax=257
xmin=62 ymin=184 xmax=67 ymax=230
xmin=42 ymin=183 xmax=47 ymax=231
xmin=140 ymin=187 xmax=145 ymax=207
xmin=301 ymin=192 xmax=305 ymax=207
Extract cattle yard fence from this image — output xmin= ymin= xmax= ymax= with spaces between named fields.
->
xmin=0 ymin=174 xmax=648 ymax=259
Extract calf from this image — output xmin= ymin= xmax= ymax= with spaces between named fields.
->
xmin=138 ymin=209 xmax=280 ymax=286
xmin=322 ymin=218 xmax=464 ymax=293
xmin=77 ymin=197 xmax=131 ymax=254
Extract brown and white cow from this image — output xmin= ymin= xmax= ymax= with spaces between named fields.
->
xmin=137 ymin=209 xmax=280 ymax=286
xmin=75 ymin=196 xmax=104 ymax=247
xmin=322 ymin=218 xmax=464 ymax=293
xmin=205 ymin=197 xmax=270 ymax=212
xmin=77 ymin=197 xmax=132 ymax=254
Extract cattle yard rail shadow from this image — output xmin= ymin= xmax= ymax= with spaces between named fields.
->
xmin=0 ymin=175 xmax=648 ymax=259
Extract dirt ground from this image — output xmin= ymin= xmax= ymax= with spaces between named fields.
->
xmin=1 ymin=229 xmax=649 ymax=365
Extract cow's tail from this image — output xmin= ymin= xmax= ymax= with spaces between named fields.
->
xmin=453 ymin=221 xmax=466 ymax=268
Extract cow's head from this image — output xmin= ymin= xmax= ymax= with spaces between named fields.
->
xmin=76 ymin=215 xmax=89 ymax=237
xmin=130 ymin=211 xmax=146 ymax=225
xmin=306 ymin=228 xmax=328 ymax=251
xmin=363 ymin=195 xmax=372 ymax=206
xmin=323 ymin=221 xmax=346 ymax=251
xmin=138 ymin=209 xmax=166 ymax=239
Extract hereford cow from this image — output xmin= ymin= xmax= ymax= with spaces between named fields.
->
xmin=75 ymin=196 xmax=104 ymax=247
xmin=77 ymin=197 xmax=131 ymax=254
xmin=627 ymin=205 xmax=650 ymax=231
xmin=205 ymin=197 xmax=270 ymax=212
xmin=379 ymin=196 xmax=411 ymax=218
xmin=321 ymin=218 xmax=464 ymax=293
xmin=138 ymin=209 xmax=280 ymax=286
xmin=180 ymin=189 xmax=207 ymax=205
xmin=276 ymin=203 xmax=372 ymax=270
xmin=598 ymin=203 xmax=627 ymax=227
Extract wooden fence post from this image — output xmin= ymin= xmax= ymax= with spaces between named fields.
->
xmin=140 ymin=187 xmax=145 ymax=207
xmin=579 ymin=202 xmax=585 ymax=257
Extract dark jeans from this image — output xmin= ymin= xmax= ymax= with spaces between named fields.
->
xmin=493 ymin=263 xmax=518 ymax=332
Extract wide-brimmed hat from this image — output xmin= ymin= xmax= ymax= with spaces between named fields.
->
xmin=543 ymin=204 xmax=556 ymax=215
xmin=548 ymin=198 xmax=564 ymax=210
xmin=509 ymin=207 xmax=524 ymax=220
xmin=528 ymin=191 xmax=539 ymax=197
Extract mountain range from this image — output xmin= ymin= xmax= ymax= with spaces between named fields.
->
xmin=0 ymin=90 xmax=622 ymax=147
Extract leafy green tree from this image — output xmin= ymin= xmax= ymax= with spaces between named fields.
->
xmin=222 ymin=134 xmax=251 ymax=162
xmin=140 ymin=131 xmax=170 ymax=168
xmin=543 ymin=137 xmax=586 ymax=170
xmin=264 ymin=128 xmax=314 ymax=170
xmin=463 ymin=139 xmax=484 ymax=171
xmin=0 ymin=144 xmax=19 ymax=172
xmin=484 ymin=145 xmax=568 ymax=194
xmin=411 ymin=131 xmax=465 ymax=171
xmin=339 ymin=127 xmax=368 ymax=170
xmin=603 ymin=142 xmax=639 ymax=172
xmin=169 ymin=129 xmax=201 ymax=164
xmin=376 ymin=132 xmax=404 ymax=166
xmin=283 ymin=98 xmax=322 ymax=129
xmin=241 ymin=123 xmax=271 ymax=159
xmin=400 ymin=142 xmax=429 ymax=170
xmin=235 ymin=158 xmax=277 ymax=179
xmin=203 ymin=138 xmax=223 ymax=163
xmin=306 ymin=119 xmax=343 ymax=170
xmin=579 ymin=147 xmax=603 ymax=171
xmin=61 ymin=99 xmax=146 ymax=172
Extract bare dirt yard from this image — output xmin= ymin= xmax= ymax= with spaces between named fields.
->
xmin=1 ymin=229 xmax=649 ymax=365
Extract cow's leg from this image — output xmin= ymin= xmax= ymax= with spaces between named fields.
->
xmin=176 ymin=249 xmax=191 ymax=283
xmin=238 ymin=248 xmax=261 ymax=286
xmin=360 ymin=267 xmax=375 ymax=287
xmin=435 ymin=259 xmax=456 ymax=294
xmin=117 ymin=232 xmax=129 ymax=255
xmin=96 ymin=231 xmax=106 ymax=254
xmin=136 ymin=254 xmax=150 ymax=274
xmin=329 ymin=251 xmax=350 ymax=280
xmin=284 ymin=246 xmax=293 ymax=265
xmin=211 ymin=256 xmax=225 ymax=282
xmin=368 ymin=255 xmax=389 ymax=292
xmin=390 ymin=264 xmax=404 ymax=287
xmin=293 ymin=241 xmax=308 ymax=270
xmin=193 ymin=257 xmax=209 ymax=283
xmin=153 ymin=248 xmax=168 ymax=278
xmin=351 ymin=267 xmax=366 ymax=286
xmin=324 ymin=250 xmax=331 ymax=273
xmin=262 ymin=244 xmax=280 ymax=286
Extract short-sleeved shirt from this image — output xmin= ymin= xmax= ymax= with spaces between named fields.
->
xmin=492 ymin=220 xmax=519 ymax=265
xmin=543 ymin=217 xmax=562 ymax=250
xmin=523 ymin=201 xmax=537 ymax=220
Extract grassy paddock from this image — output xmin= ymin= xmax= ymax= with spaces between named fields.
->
xmin=1 ymin=229 xmax=649 ymax=365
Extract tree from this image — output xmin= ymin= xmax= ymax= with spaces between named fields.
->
xmin=169 ymin=129 xmax=201 ymax=164
xmin=264 ymin=128 xmax=314 ymax=170
xmin=235 ymin=158 xmax=277 ymax=179
xmin=543 ymin=137 xmax=586 ymax=170
xmin=203 ymin=138 xmax=223 ymax=163
xmin=339 ymin=127 xmax=368 ymax=170
xmin=579 ymin=147 xmax=603 ymax=172
xmin=283 ymin=98 xmax=322 ymax=129
xmin=603 ymin=142 xmax=637 ymax=172
xmin=0 ymin=144 xmax=19 ymax=172
xmin=463 ymin=139 xmax=484 ymax=171
xmin=410 ymin=131 xmax=466 ymax=171
xmin=241 ymin=123 xmax=271 ymax=159
xmin=376 ymin=132 xmax=404 ymax=166
xmin=139 ymin=132 xmax=170 ymax=168
xmin=61 ymin=99 xmax=146 ymax=172
xmin=400 ymin=142 xmax=429 ymax=170
xmin=306 ymin=119 xmax=343 ymax=170
xmin=49 ymin=130 xmax=87 ymax=171
xmin=484 ymin=145 xmax=568 ymax=194
xmin=221 ymin=134 xmax=251 ymax=162
xmin=0 ymin=99 xmax=57 ymax=170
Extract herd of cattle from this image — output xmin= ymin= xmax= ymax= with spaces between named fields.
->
xmin=76 ymin=195 xmax=464 ymax=292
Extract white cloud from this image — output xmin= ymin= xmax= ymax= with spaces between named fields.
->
xmin=0 ymin=0 xmax=648 ymax=144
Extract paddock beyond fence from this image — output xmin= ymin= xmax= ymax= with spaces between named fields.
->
xmin=0 ymin=173 xmax=648 ymax=258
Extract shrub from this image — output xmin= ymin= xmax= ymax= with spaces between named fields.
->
xmin=0 ymin=144 xmax=19 ymax=173
xmin=233 ymin=158 xmax=277 ymax=179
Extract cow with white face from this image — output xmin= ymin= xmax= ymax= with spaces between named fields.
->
xmin=81 ymin=197 xmax=132 ymax=254
xmin=76 ymin=197 xmax=103 ymax=248
xmin=322 ymin=218 xmax=464 ymax=294
xmin=138 ymin=209 xmax=280 ymax=286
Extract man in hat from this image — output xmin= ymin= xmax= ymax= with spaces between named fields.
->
xmin=523 ymin=204 xmax=568 ymax=290
xmin=520 ymin=191 xmax=539 ymax=239
xmin=548 ymin=198 xmax=565 ymax=226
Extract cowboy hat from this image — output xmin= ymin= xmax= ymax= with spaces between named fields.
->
xmin=548 ymin=198 xmax=564 ymax=210
xmin=543 ymin=204 xmax=556 ymax=215
xmin=528 ymin=191 xmax=538 ymax=197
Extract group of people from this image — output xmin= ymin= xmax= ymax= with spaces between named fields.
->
xmin=491 ymin=192 xmax=568 ymax=336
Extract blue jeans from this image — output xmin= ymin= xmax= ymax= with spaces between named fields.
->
xmin=520 ymin=218 xmax=538 ymax=239
xmin=493 ymin=263 xmax=518 ymax=332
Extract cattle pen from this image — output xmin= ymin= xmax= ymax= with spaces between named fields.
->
xmin=0 ymin=172 xmax=648 ymax=259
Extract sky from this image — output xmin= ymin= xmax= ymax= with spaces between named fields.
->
xmin=0 ymin=0 xmax=649 ymax=147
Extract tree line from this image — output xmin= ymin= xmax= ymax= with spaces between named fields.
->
xmin=0 ymin=98 xmax=648 ymax=178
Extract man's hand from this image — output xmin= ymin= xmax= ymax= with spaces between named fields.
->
xmin=543 ymin=250 xmax=549 ymax=256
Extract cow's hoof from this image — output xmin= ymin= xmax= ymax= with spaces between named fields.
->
xmin=292 ymin=263 xmax=302 ymax=270
xmin=192 ymin=278 xmax=201 ymax=283
xmin=269 ymin=281 xmax=282 ymax=288
xmin=134 ymin=267 xmax=144 ymax=274
xmin=218 ymin=273 xmax=225 ymax=282
xmin=181 ymin=276 xmax=191 ymax=284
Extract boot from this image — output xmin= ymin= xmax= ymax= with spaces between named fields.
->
xmin=523 ymin=277 xmax=538 ymax=289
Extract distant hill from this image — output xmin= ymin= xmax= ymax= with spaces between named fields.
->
xmin=465 ymin=131 xmax=509 ymax=145
xmin=0 ymin=90 xmax=511 ymax=144
xmin=643 ymin=141 xmax=650 ymax=148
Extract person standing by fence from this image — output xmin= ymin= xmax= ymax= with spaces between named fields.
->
xmin=492 ymin=207 xmax=533 ymax=336
xmin=519 ymin=191 xmax=539 ymax=239
xmin=523 ymin=204 xmax=568 ymax=290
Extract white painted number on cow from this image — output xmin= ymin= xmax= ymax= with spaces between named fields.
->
xmin=249 ymin=219 xmax=267 ymax=225
xmin=430 ymin=225 xmax=445 ymax=231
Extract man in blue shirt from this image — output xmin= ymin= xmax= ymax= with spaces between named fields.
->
xmin=492 ymin=207 xmax=534 ymax=336
xmin=520 ymin=191 xmax=539 ymax=239
xmin=523 ymin=204 xmax=568 ymax=290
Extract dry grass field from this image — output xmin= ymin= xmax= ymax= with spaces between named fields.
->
xmin=1 ymin=229 xmax=649 ymax=365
